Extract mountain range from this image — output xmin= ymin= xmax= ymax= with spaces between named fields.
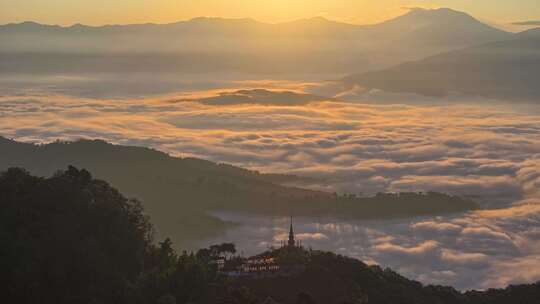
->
xmin=0 ymin=8 xmax=513 ymax=75
xmin=0 ymin=137 xmax=476 ymax=248
xmin=343 ymin=25 xmax=540 ymax=101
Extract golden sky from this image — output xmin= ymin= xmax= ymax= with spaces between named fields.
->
xmin=1 ymin=0 xmax=539 ymax=27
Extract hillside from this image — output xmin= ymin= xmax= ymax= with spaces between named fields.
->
xmin=1 ymin=167 xmax=154 ymax=303
xmin=0 ymin=137 xmax=476 ymax=247
xmin=1 ymin=168 xmax=537 ymax=304
xmin=217 ymin=247 xmax=540 ymax=304
xmin=0 ymin=8 xmax=511 ymax=75
xmin=343 ymin=27 xmax=540 ymax=101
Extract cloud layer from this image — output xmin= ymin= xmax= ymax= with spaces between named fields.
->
xmin=1 ymin=78 xmax=540 ymax=290
xmin=3 ymin=83 xmax=538 ymax=204
xmin=207 ymin=203 xmax=540 ymax=290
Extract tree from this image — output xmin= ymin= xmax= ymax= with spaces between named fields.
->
xmin=221 ymin=286 xmax=258 ymax=304
xmin=157 ymin=294 xmax=176 ymax=304
xmin=158 ymin=238 xmax=177 ymax=270
xmin=0 ymin=167 xmax=153 ymax=304
xmin=297 ymin=292 xmax=317 ymax=304
xmin=207 ymin=243 xmax=237 ymax=259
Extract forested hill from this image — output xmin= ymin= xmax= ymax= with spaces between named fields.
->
xmin=225 ymin=249 xmax=540 ymax=304
xmin=1 ymin=168 xmax=537 ymax=304
xmin=0 ymin=137 xmax=476 ymax=247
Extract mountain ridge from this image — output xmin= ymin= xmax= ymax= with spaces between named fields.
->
xmin=0 ymin=8 xmax=508 ymax=32
xmin=0 ymin=8 xmax=514 ymax=74
xmin=342 ymin=27 xmax=540 ymax=101
xmin=0 ymin=136 xmax=477 ymax=248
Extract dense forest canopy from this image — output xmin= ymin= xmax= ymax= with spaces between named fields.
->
xmin=0 ymin=166 xmax=150 ymax=302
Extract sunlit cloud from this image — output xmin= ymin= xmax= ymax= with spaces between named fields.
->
xmin=2 ymin=80 xmax=540 ymax=290
xmin=1 ymin=86 xmax=539 ymax=203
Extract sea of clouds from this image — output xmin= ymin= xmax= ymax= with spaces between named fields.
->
xmin=207 ymin=202 xmax=540 ymax=290
xmin=1 ymin=75 xmax=539 ymax=290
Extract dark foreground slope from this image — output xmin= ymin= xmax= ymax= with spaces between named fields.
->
xmin=344 ymin=28 xmax=540 ymax=102
xmin=0 ymin=169 xmax=537 ymax=303
xmin=0 ymin=167 xmax=153 ymax=303
xmin=0 ymin=137 xmax=476 ymax=247
xmin=219 ymin=248 xmax=540 ymax=304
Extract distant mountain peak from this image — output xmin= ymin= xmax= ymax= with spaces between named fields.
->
xmin=303 ymin=16 xmax=334 ymax=23
xmin=405 ymin=7 xmax=470 ymax=16
xmin=408 ymin=7 xmax=462 ymax=13
xmin=8 ymin=21 xmax=49 ymax=28
xmin=18 ymin=21 xmax=41 ymax=26
xmin=0 ymin=21 xmax=64 ymax=32
xmin=371 ymin=6 xmax=509 ymax=42
xmin=393 ymin=7 xmax=482 ymax=24
xmin=68 ymin=23 xmax=91 ymax=30
xmin=280 ymin=16 xmax=354 ymax=30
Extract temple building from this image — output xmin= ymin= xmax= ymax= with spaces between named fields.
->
xmin=288 ymin=216 xmax=296 ymax=247
xmin=282 ymin=216 xmax=301 ymax=248
xmin=217 ymin=217 xmax=306 ymax=277
xmin=240 ymin=257 xmax=280 ymax=273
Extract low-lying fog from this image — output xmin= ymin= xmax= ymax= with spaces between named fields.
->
xmin=1 ymin=72 xmax=539 ymax=290
xmin=203 ymin=209 xmax=540 ymax=291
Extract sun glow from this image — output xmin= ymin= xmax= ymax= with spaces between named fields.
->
xmin=2 ymin=0 xmax=539 ymax=27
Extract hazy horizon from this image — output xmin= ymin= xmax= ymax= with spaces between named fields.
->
xmin=2 ymin=1 xmax=540 ymax=32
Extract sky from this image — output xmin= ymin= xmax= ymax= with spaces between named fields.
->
xmin=1 ymin=0 xmax=539 ymax=29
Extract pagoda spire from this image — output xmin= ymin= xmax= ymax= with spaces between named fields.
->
xmin=288 ymin=216 xmax=295 ymax=247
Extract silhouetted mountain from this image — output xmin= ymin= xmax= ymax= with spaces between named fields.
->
xmin=1 ymin=166 xmax=154 ymax=303
xmin=0 ymin=137 xmax=476 ymax=248
xmin=2 ymin=168 xmax=536 ymax=303
xmin=343 ymin=28 xmax=540 ymax=101
xmin=358 ymin=8 xmax=508 ymax=56
xmin=0 ymin=8 xmax=512 ymax=74
xmin=516 ymin=27 xmax=540 ymax=38
xmin=273 ymin=16 xmax=359 ymax=37
xmin=370 ymin=8 xmax=506 ymax=40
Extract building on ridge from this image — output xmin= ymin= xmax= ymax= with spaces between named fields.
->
xmin=288 ymin=216 xmax=296 ymax=247
xmin=225 ymin=216 xmax=305 ymax=277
